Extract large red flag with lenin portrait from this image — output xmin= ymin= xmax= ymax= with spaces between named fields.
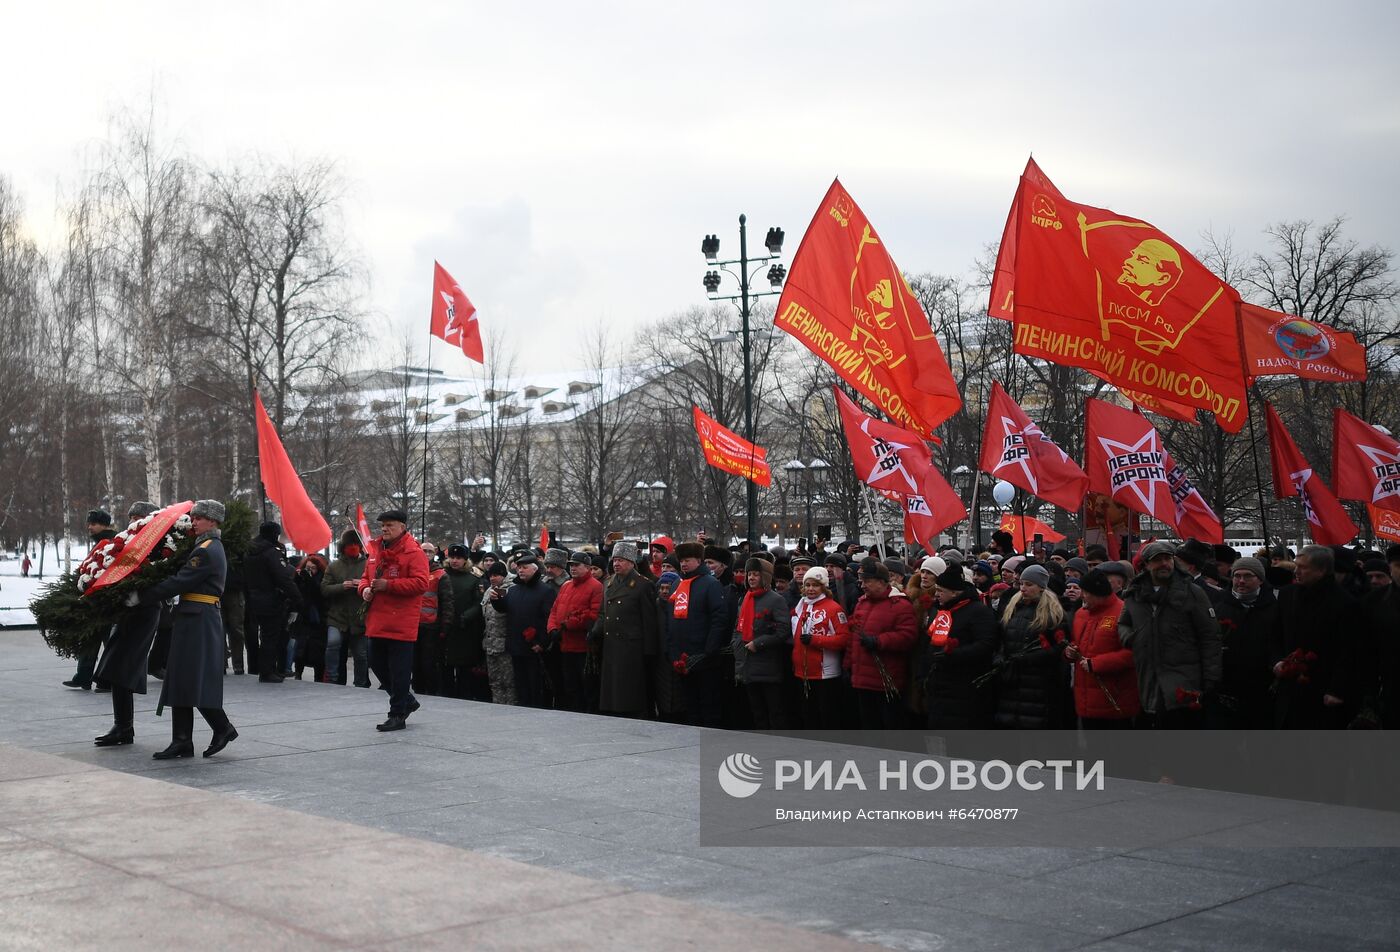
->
xmin=1007 ymin=169 xmax=1247 ymax=432
xmin=692 ymin=405 xmax=771 ymax=487
xmin=1265 ymin=403 xmax=1357 ymax=545
xmin=977 ymin=382 xmax=1088 ymax=512
xmin=1332 ymin=408 xmax=1400 ymax=515
xmin=430 ymin=261 xmax=484 ymax=364
xmin=774 ymin=179 xmax=961 ymax=439
xmin=1084 ymin=398 xmax=1176 ymax=528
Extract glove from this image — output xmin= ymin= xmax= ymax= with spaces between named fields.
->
xmin=586 ymin=628 xmax=600 ymax=647
xmin=860 ymin=634 xmax=878 ymax=652
xmin=288 ymin=612 xmax=299 ymax=625
xmin=800 ymin=631 xmax=813 ymax=646
xmin=124 ymin=591 xmax=140 ymax=607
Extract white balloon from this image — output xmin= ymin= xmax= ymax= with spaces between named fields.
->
xmin=992 ymin=480 xmax=1016 ymax=507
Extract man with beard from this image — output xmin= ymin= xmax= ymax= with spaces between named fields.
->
xmin=1118 ymin=541 xmax=1221 ymax=728
xmin=1213 ymin=557 xmax=1278 ymax=729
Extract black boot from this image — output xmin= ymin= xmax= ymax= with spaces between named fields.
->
xmin=96 ymin=687 xmax=135 ymax=746
xmin=200 ymin=708 xmax=238 ymax=757
xmin=154 ymin=707 xmax=195 ymax=759
xmin=94 ymin=726 xmax=134 ymax=746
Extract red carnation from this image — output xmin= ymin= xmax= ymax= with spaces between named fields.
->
xmin=523 ymin=627 xmax=537 ymax=642
xmin=1175 ymin=686 xmax=1203 ymax=711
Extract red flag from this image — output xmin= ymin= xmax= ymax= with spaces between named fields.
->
xmin=355 ymin=504 xmax=377 ymax=577
xmin=1084 ymin=398 xmax=1176 ymax=526
xmin=430 ymin=261 xmax=484 ymax=364
xmin=255 ymin=391 xmax=331 ymax=554
xmin=833 ymin=387 xmax=935 ymax=496
xmin=996 ymin=514 xmax=1065 ymax=553
xmin=1007 ymin=168 xmax=1247 ymax=432
xmin=1087 ymin=368 xmax=1199 ymax=425
xmin=989 ymin=156 xmax=1065 ymax=321
xmin=539 ymin=523 xmax=550 ymax=551
xmin=1333 ymin=408 xmax=1400 ymax=515
xmin=901 ymin=466 xmax=968 ymax=549
xmin=692 ymin=406 xmax=771 ymax=487
xmin=1368 ymin=505 xmax=1400 ymax=543
xmin=978 ymin=382 xmax=1088 ymax=512
xmin=1265 ymin=404 xmax=1358 ymax=544
xmin=1241 ymin=303 xmax=1366 ymax=384
xmin=773 ymin=179 xmax=961 ymax=438
xmin=1163 ymin=452 xmax=1223 ymax=544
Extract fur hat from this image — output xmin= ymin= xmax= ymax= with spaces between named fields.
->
xmin=259 ymin=521 xmax=283 ymax=542
xmin=543 ymin=548 xmax=570 ymax=568
xmin=339 ymin=529 xmax=363 ymax=549
xmin=1176 ymin=539 xmax=1215 ymax=569
xmin=611 ymin=541 xmax=640 ymax=565
xmin=675 ymin=541 xmax=706 ymax=562
xmin=804 ymin=566 xmax=830 ymax=589
xmin=773 ymin=563 xmax=793 ymax=582
xmin=1080 ymin=569 xmax=1113 ymax=597
xmin=703 ymin=544 xmax=732 ymax=567
xmin=1019 ymin=564 xmax=1051 ymax=588
xmin=376 ymin=509 xmax=408 ymax=524
xmin=750 ymin=550 xmax=775 ymax=564
xmin=447 ymin=543 xmax=470 ymax=559
xmin=86 ymin=508 xmax=113 ymax=526
xmin=743 ymin=556 xmax=774 ymax=587
xmin=934 ymin=564 xmax=966 ymax=591
xmin=191 ymin=500 xmax=225 ymax=523
xmin=127 ymin=501 xmax=159 ymax=520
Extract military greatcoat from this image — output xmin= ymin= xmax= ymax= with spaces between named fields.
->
xmin=140 ymin=530 xmax=228 ymax=711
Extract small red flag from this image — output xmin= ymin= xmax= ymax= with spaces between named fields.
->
xmin=255 ymin=391 xmax=331 ymax=554
xmin=1007 ymin=167 xmax=1247 ymax=432
xmin=1241 ymin=303 xmax=1366 ymax=384
xmin=834 ymin=387 xmax=936 ymax=496
xmin=692 ymin=406 xmax=771 ymax=487
xmin=1267 ymin=404 xmax=1358 ymax=544
xmin=978 ymin=382 xmax=1088 ymax=512
xmin=901 ymin=466 xmax=969 ymax=549
xmin=1332 ymin=408 xmax=1400 ymax=515
xmin=773 ymin=179 xmax=961 ymax=437
xmin=1084 ymin=398 xmax=1176 ymax=527
xmin=355 ymin=503 xmax=377 ymax=576
xmin=539 ymin=523 xmax=551 ymax=552
xmin=430 ymin=261 xmax=483 ymax=364
xmin=989 ymin=156 xmax=1065 ymax=322
xmin=1368 ymin=505 xmax=1400 ymax=543
xmin=996 ymin=514 xmax=1065 ymax=553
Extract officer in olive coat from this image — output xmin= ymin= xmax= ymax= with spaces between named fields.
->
xmin=133 ymin=499 xmax=238 ymax=760
xmin=592 ymin=541 xmax=659 ymax=717
xmin=93 ymin=501 xmax=163 ymax=747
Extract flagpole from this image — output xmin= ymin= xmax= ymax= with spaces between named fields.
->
xmin=420 ymin=335 xmax=433 ymax=540
xmin=1246 ymin=384 xmax=1271 ymax=547
xmin=862 ymin=487 xmax=888 ymax=559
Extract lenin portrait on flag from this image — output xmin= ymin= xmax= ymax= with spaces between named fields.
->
xmin=1118 ymin=238 xmax=1183 ymax=309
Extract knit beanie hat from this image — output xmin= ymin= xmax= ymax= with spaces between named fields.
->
xmin=1019 ymin=564 xmax=1051 ymax=588
xmin=1231 ymin=557 xmax=1267 ymax=582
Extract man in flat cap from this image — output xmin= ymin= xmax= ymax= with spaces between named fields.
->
xmin=134 ymin=499 xmax=238 ymax=759
xmin=359 ymin=508 xmax=431 ymax=730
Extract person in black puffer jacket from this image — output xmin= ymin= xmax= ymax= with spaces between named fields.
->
xmin=488 ymin=553 xmax=557 ymax=708
xmin=244 ymin=522 xmax=303 ymax=682
xmin=917 ymin=565 xmax=998 ymax=729
xmin=290 ymin=554 xmax=329 ymax=682
xmin=994 ymin=564 xmax=1070 ymax=729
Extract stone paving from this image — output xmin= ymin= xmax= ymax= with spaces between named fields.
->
xmin=3 ymin=628 xmax=1398 ymax=951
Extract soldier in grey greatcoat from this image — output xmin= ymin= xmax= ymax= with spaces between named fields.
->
xmin=94 ymin=501 xmax=162 ymax=747
xmin=132 ymin=499 xmax=239 ymax=760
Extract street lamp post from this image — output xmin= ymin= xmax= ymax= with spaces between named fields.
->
xmin=461 ymin=476 xmax=495 ymax=549
xmin=701 ymin=216 xmax=785 ymax=548
xmin=633 ymin=479 xmax=666 ymax=541
xmin=783 ymin=458 xmax=830 ymax=550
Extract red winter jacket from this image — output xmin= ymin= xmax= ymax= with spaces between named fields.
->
xmin=358 ymin=532 xmax=431 ymax=642
xmin=844 ymin=589 xmax=919 ymax=692
xmin=791 ymin=595 xmax=850 ymax=681
xmin=547 ymin=575 xmax=603 ymax=652
xmin=1069 ymin=594 xmax=1140 ymax=719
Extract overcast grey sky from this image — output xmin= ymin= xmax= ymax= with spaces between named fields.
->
xmin=4 ymin=1 xmax=1397 ymax=376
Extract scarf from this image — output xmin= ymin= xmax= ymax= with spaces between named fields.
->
xmin=670 ymin=576 xmax=696 ymax=619
xmin=738 ymin=591 xmax=757 ymax=642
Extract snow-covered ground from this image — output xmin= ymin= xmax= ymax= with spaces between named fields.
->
xmin=0 ymin=542 xmax=80 ymax=627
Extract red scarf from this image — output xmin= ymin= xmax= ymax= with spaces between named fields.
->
xmin=738 ymin=591 xmax=757 ymax=642
xmin=670 ymin=576 xmax=695 ymax=619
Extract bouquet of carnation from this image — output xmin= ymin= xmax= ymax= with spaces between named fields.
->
xmin=32 ymin=499 xmax=254 ymax=658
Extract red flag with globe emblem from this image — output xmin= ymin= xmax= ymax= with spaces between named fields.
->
xmin=1240 ymin=303 xmax=1367 ymax=383
xmin=1083 ymin=399 xmax=1176 ymax=527
xmin=1007 ymin=168 xmax=1247 ymax=432
xmin=977 ymin=382 xmax=1088 ymax=512
xmin=773 ymin=179 xmax=961 ymax=438
xmin=1266 ymin=404 xmax=1358 ymax=544
xmin=1331 ymin=408 xmax=1400 ymax=516
xmin=430 ymin=261 xmax=484 ymax=364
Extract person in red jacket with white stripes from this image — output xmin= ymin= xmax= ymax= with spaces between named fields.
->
xmin=358 ymin=510 xmax=431 ymax=732
xmin=791 ymin=567 xmax=850 ymax=729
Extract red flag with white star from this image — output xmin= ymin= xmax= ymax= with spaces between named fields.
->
xmin=1266 ymin=404 xmax=1357 ymax=544
xmin=834 ymin=386 xmax=936 ymax=496
xmin=1083 ymin=398 xmax=1175 ymax=527
xmin=430 ymin=261 xmax=483 ymax=363
xmin=978 ymin=382 xmax=1088 ymax=512
xmin=1332 ymin=408 xmax=1400 ymax=515
xmin=1163 ymin=451 xmax=1224 ymax=544
xmin=901 ymin=466 xmax=969 ymax=548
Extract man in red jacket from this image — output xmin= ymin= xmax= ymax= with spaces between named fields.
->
xmin=845 ymin=559 xmax=918 ymax=729
xmin=546 ymin=551 xmax=603 ymax=712
xmin=358 ymin=509 xmax=431 ymax=732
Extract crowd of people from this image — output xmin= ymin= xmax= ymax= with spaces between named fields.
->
xmin=65 ymin=507 xmax=1399 ymax=742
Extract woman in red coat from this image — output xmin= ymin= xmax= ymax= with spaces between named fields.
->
xmin=1066 ymin=569 xmax=1140 ymax=727
xmin=358 ymin=509 xmax=430 ymax=732
xmin=791 ymin=567 xmax=851 ymax=729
